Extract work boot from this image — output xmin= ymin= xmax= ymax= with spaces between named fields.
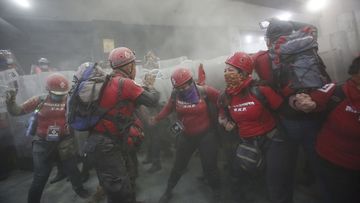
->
xmin=74 ymin=187 xmax=90 ymax=199
xmin=158 ymin=190 xmax=172 ymax=203
xmin=50 ymin=171 xmax=67 ymax=184
xmin=147 ymin=162 xmax=162 ymax=173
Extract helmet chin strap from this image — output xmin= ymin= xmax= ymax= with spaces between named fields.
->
xmin=114 ymin=67 xmax=132 ymax=79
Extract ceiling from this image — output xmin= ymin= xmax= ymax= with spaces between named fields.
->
xmin=232 ymin=0 xmax=304 ymax=11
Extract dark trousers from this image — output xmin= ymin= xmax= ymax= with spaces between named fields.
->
xmin=28 ymin=138 xmax=82 ymax=203
xmin=0 ymin=127 xmax=16 ymax=179
xmin=144 ymin=126 xmax=161 ymax=164
xmin=266 ymin=118 xmax=321 ymax=203
xmin=317 ymin=157 xmax=360 ymax=203
xmin=88 ymin=134 xmax=136 ymax=203
xmin=166 ymin=130 xmax=220 ymax=191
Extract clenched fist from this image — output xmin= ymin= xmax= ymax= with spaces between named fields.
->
xmin=289 ymin=93 xmax=316 ymax=113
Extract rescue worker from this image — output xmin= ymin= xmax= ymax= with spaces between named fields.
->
xmin=218 ymin=52 xmax=285 ymax=201
xmin=30 ymin=57 xmax=66 ymax=184
xmin=0 ymin=50 xmax=19 ymax=180
xmin=309 ymin=56 xmax=360 ymax=203
xmin=151 ymin=67 xmax=221 ymax=203
xmin=31 ymin=58 xmax=57 ymax=74
xmin=252 ymin=19 xmax=328 ymax=202
xmin=85 ymin=47 xmax=159 ymax=203
xmin=31 ymin=57 xmax=66 ymax=184
xmin=5 ymin=73 xmax=89 ymax=203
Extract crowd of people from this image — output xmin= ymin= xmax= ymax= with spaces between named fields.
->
xmin=0 ymin=18 xmax=359 ymax=203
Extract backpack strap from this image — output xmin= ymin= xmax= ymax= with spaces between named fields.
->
xmin=326 ymin=85 xmax=345 ymax=112
xmin=249 ymin=85 xmax=270 ymax=110
xmin=35 ymin=95 xmax=47 ymax=112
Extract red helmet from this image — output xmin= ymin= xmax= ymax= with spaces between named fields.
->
xmin=108 ymin=47 xmax=136 ymax=69
xmin=46 ymin=73 xmax=69 ymax=95
xmin=171 ymin=68 xmax=193 ymax=87
xmin=225 ymin=52 xmax=253 ymax=74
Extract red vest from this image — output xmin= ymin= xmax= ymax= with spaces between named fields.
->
xmin=22 ymin=95 xmax=68 ymax=138
xmin=94 ymin=74 xmax=144 ymax=137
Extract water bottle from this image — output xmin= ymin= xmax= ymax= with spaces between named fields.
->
xmin=25 ymin=111 xmax=38 ymax=137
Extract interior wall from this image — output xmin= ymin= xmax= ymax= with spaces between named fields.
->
xmin=317 ymin=0 xmax=360 ymax=82
xmin=0 ymin=18 xmax=233 ymax=73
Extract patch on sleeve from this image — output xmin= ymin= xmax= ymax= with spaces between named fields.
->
xmin=132 ymin=80 xmax=142 ymax=87
xmin=317 ymin=83 xmax=335 ymax=93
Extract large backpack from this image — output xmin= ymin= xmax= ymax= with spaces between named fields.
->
xmin=67 ymin=62 xmax=112 ymax=131
xmin=269 ymin=27 xmax=331 ymax=90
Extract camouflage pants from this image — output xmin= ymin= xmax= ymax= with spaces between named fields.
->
xmin=86 ymin=133 xmax=136 ymax=203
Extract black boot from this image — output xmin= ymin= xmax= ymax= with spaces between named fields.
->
xmin=74 ymin=186 xmax=90 ymax=199
xmin=147 ymin=162 xmax=162 ymax=173
xmin=50 ymin=170 xmax=67 ymax=184
xmin=158 ymin=189 xmax=172 ymax=203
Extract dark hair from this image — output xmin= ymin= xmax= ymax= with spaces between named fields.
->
xmin=266 ymin=19 xmax=293 ymax=42
xmin=348 ymin=56 xmax=360 ymax=75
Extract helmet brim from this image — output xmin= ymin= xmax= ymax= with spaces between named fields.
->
xmin=50 ymin=90 xmax=68 ymax=95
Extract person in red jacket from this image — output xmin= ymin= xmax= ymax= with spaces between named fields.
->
xmin=307 ymin=56 xmax=360 ymax=203
xmin=6 ymin=73 xmax=89 ymax=203
xmin=152 ymin=67 xmax=221 ymax=203
xmin=252 ymin=19 xmax=326 ymax=203
xmin=85 ymin=47 xmax=159 ymax=203
xmin=218 ymin=52 xmax=288 ymax=202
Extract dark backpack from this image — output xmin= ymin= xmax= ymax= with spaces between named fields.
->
xmin=270 ymin=29 xmax=331 ymax=90
xmin=67 ymin=62 xmax=113 ymax=131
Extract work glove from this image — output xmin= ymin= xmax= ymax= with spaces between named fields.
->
xmin=5 ymin=89 xmax=17 ymax=104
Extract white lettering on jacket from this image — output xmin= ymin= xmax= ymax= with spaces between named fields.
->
xmin=233 ymin=101 xmax=255 ymax=108
xmin=317 ymin=83 xmax=335 ymax=93
xmin=345 ymin=105 xmax=359 ymax=114
xmin=233 ymin=107 xmax=247 ymax=112
xmin=44 ymin=102 xmax=65 ymax=111
xmin=231 ymin=101 xmax=256 ymax=112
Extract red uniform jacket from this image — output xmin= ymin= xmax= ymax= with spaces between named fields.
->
xmin=22 ymin=95 xmax=69 ymax=138
xmin=155 ymin=85 xmax=219 ymax=136
xmin=312 ymin=81 xmax=360 ymax=170
xmin=226 ymin=86 xmax=283 ymax=138
xmin=94 ymin=73 xmax=144 ymax=137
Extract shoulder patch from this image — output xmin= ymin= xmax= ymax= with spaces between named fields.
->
xmin=317 ymin=83 xmax=335 ymax=93
xmin=132 ymin=80 xmax=142 ymax=87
